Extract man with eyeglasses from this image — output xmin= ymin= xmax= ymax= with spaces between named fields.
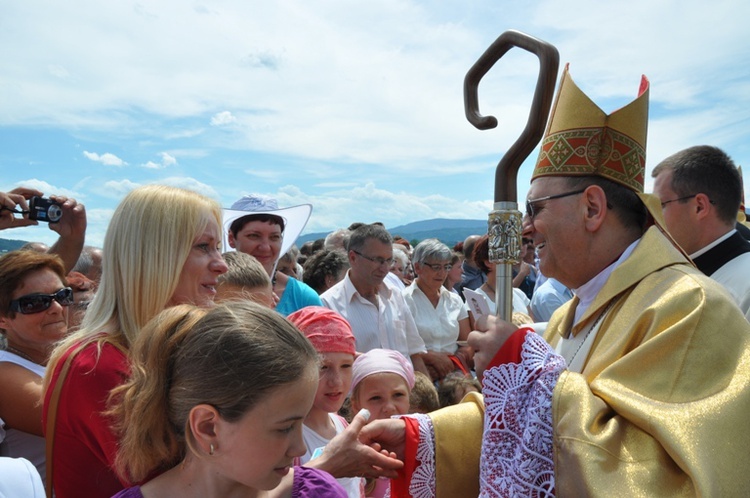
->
xmin=321 ymin=224 xmax=429 ymax=377
xmin=652 ymin=145 xmax=750 ymax=319
xmin=362 ymin=67 xmax=750 ymax=497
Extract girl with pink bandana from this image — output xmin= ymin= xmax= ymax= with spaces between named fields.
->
xmin=288 ymin=306 xmax=364 ymax=498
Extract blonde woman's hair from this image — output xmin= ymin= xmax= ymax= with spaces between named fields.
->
xmin=46 ymin=185 xmax=222 ymax=385
xmin=110 ymin=301 xmax=318 ymax=484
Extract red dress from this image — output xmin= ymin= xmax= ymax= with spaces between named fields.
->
xmin=43 ymin=340 xmax=130 ymax=498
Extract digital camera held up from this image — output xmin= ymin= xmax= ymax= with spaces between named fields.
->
xmin=29 ymin=196 xmax=63 ymax=223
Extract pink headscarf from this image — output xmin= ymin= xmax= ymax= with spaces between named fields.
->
xmin=287 ymin=306 xmax=356 ymax=356
xmin=350 ymin=348 xmax=416 ymax=393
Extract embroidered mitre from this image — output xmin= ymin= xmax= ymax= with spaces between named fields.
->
xmin=532 ymin=64 xmax=649 ymax=193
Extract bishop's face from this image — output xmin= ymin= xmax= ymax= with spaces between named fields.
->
xmin=523 ymin=177 xmax=587 ymax=289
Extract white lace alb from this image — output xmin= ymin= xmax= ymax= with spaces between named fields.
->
xmin=481 ymin=332 xmax=564 ymax=497
xmin=404 ymin=332 xmax=566 ymax=497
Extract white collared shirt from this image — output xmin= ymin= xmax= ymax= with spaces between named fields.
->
xmin=321 ymin=271 xmax=427 ymax=357
xmin=403 ymin=282 xmax=469 ymax=354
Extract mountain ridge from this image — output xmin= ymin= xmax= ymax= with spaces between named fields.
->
xmin=297 ymin=218 xmax=488 ymax=247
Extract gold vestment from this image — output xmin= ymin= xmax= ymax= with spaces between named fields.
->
xmin=546 ymin=226 xmax=750 ymax=496
xmin=426 ymin=227 xmax=750 ymax=497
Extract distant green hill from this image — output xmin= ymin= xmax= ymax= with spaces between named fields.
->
xmin=298 ymin=218 xmax=489 ymax=248
xmin=0 ymin=238 xmax=28 ymax=253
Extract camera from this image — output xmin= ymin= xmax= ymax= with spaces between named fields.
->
xmin=29 ymin=196 xmax=63 ymax=223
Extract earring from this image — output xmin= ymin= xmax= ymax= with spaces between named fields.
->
xmin=209 ymin=443 xmax=215 ymax=456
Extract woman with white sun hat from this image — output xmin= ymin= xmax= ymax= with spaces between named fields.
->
xmin=223 ymin=194 xmax=321 ymax=315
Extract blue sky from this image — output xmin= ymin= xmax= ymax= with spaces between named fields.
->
xmin=2 ymin=0 xmax=749 ymax=247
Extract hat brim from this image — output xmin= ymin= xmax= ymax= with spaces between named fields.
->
xmin=222 ymin=203 xmax=313 ymax=262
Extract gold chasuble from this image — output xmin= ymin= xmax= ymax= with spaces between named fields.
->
xmin=546 ymin=226 xmax=750 ymax=496
xmin=420 ymin=65 xmax=750 ymax=497
xmin=429 ymin=392 xmax=484 ymax=498
xmin=426 ymin=227 xmax=750 ymax=497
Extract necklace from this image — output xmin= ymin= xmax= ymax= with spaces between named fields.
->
xmin=4 ymin=345 xmax=39 ymax=364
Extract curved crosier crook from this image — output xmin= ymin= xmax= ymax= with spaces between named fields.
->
xmin=464 ymin=30 xmax=559 ymax=203
xmin=463 ymin=30 xmax=559 ymax=321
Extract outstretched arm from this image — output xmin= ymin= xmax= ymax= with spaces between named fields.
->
xmin=304 ymin=409 xmax=404 ymax=480
xmin=46 ymin=195 xmax=87 ymax=273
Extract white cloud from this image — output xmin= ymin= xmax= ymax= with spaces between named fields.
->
xmin=102 ymin=179 xmax=141 ymax=198
xmin=160 ymin=152 xmax=177 ymax=166
xmin=269 ymin=183 xmax=494 ymax=235
xmin=83 ymin=151 xmax=127 ymax=167
xmin=48 ymin=64 xmax=71 ymax=79
xmin=142 ymin=152 xmax=178 ymax=169
xmin=10 ymin=179 xmax=81 ymax=199
xmin=158 ymin=177 xmax=220 ymax=201
xmin=1 ymin=0 xmax=749 ymax=242
xmin=210 ymin=111 xmax=237 ymax=126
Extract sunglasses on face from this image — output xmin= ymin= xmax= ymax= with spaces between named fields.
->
xmin=9 ymin=287 xmax=74 ymax=315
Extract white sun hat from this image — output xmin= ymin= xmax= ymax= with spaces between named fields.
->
xmin=222 ymin=194 xmax=313 ymax=262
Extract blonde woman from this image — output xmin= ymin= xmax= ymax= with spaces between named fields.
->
xmin=43 ymin=185 xmax=228 ymax=498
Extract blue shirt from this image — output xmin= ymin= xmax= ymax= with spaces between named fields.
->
xmin=276 ymin=276 xmax=322 ymax=316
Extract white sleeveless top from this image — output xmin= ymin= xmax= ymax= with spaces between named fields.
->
xmin=0 ymin=350 xmax=46 ymax=483
xmin=301 ymin=413 xmax=364 ymax=497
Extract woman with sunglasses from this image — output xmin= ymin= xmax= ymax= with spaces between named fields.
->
xmin=0 ymin=250 xmax=73 ymax=483
xmin=43 ymin=185 xmax=228 ymax=498
xmin=402 ymin=239 xmax=473 ymax=382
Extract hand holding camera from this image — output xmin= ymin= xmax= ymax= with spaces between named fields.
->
xmin=1 ymin=187 xmax=87 ymax=272
xmin=46 ymin=194 xmax=87 ymax=241
xmin=0 ymin=187 xmax=44 ymax=230
xmin=29 ymin=196 xmax=64 ymax=223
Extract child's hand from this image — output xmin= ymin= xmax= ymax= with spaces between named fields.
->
xmin=305 ymin=409 xmax=404 ymax=479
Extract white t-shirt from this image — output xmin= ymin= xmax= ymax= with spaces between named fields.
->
xmin=0 ymin=457 xmax=45 ymax=498
xmin=300 ymin=414 xmax=363 ymax=498
xmin=0 ymin=351 xmax=46 ymax=483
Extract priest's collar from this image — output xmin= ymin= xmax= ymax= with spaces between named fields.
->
xmin=572 ymin=238 xmax=640 ymax=325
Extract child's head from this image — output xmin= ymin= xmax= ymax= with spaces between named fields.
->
xmin=216 ymin=251 xmax=275 ymax=307
xmin=112 ymin=301 xmax=318 ymax=491
xmin=437 ymin=371 xmax=482 ymax=408
xmin=350 ymin=349 xmax=415 ymax=420
xmin=288 ymin=306 xmax=357 ymax=415
xmin=409 ymin=371 xmax=440 ymax=414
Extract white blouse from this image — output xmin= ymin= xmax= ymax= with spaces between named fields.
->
xmin=403 ymin=283 xmax=469 ymax=354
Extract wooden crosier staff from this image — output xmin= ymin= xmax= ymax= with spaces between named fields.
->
xmin=464 ymin=30 xmax=559 ymax=321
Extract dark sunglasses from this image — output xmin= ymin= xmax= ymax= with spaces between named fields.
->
xmin=9 ymin=287 xmax=74 ymax=314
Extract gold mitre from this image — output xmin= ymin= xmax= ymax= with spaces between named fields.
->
xmin=533 ymin=64 xmax=649 ymax=193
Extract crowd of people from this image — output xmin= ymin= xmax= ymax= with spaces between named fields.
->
xmin=1 ymin=64 xmax=750 ymax=498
